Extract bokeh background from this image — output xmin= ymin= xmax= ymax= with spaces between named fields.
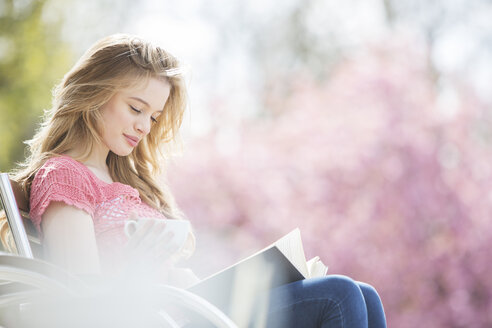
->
xmin=1 ymin=0 xmax=492 ymax=326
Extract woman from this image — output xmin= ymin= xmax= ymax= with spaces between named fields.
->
xmin=11 ymin=34 xmax=192 ymax=280
xmin=7 ymin=34 xmax=386 ymax=327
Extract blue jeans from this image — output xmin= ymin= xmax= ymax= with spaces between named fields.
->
xmin=262 ymin=275 xmax=387 ymax=328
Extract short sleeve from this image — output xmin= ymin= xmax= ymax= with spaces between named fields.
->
xmin=29 ymin=156 xmax=98 ymax=231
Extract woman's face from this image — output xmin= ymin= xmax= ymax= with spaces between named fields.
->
xmin=99 ymin=77 xmax=171 ymax=156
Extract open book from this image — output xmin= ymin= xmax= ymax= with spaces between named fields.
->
xmin=188 ymin=229 xmax=328 ymax=324
xmin=272 ymin=229 xmax=328 ymax=279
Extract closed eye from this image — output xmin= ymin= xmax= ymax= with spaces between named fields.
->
xmin=131 ymin=104 xmax=159 ymax=124
xmin=130 ymin=105 xmax=141 ymax=113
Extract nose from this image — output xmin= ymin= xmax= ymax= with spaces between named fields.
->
xmin=135 ymin=116 xmax=151 ymax=136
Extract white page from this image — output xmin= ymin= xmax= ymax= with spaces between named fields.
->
xmin=274 ymin=229 xmax=309 ymax=278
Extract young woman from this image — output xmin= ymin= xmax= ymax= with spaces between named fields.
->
xmin=7 ymin=34 xmax=387 ymax=327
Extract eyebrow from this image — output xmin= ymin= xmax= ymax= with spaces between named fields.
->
xmin=129 ymin=96 xmax=163 ymax=113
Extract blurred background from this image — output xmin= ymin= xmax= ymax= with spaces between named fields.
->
xmin=1 ymin=0 xmax=492 ymax=326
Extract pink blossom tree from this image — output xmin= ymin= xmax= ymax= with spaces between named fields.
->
xmin=169 ymin=37 xmax=492 ymax=327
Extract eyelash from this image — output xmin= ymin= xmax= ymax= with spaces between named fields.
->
xmin=130 ymin=105 xmax=158 ymax=123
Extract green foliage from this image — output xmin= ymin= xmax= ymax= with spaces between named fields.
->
xmin=0 ymin=0 xmax=72 ymax=171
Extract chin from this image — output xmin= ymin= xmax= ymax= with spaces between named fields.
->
xmin=111 ymin=148 xmax=134 ymax=157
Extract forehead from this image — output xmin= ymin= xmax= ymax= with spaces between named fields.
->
xmin=121 ymin=77 xmax=171 ymax=112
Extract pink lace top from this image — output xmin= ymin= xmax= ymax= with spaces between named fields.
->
xmin=29 ymin=155 xmax=166 ymax=273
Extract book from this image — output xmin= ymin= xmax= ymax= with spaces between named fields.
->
xmin=188 ymin=229 xmax=328 ymax=325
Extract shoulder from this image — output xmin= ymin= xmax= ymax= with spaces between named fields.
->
xmin=34 ymin=155 xmax=91 ymax=183
xmin=30 ymin=155 xmax=100 ymax=226
xmin=32 ymin=155 xmax=103 ymax=195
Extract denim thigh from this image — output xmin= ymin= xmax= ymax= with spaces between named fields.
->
xmin=261 ymin=275 xmax=369 ymax=328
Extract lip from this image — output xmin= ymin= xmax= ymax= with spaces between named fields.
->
xmin=123 ymin=134 xmax=140 ymax=147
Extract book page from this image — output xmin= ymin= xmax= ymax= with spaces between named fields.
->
xmin=307 ymin=256 xmax=328 ymax=278
xmin=273 ymin=229 xmax=310 ymax=278
xmin=190 ymin=228 xmax=310 ymax=288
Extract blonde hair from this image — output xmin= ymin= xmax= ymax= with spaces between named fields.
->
xmin=12 ymin=34 xmax=187 ymax=218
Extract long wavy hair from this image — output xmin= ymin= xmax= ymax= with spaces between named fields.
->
xmin=13 ymin=34 xmax=187 ymax=218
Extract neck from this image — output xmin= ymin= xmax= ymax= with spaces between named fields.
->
xmin=65 ymin=144 xmax=113 ymax=184
xmin=83 ymin=150 xmax=109 ymax=171
xmin=66 ymin=142 xmax=109 ymax=171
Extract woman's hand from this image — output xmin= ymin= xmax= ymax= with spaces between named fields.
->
xmin=123 ymin=216 xmax=181 ymax=274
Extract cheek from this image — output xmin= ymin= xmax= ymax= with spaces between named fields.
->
xmin=101 ymin=105 xmax=129 ymax=129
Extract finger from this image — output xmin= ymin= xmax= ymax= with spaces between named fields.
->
xmin=154 ymin=232 xmax=184 ymax=263
xmin=137 ymin=220 xmax=167 ymax=248
xmin=123 ymin=219 xmax=177 ymax=268
xmin=145 ymin=230 xmax=175 ymax=259
xmin=131 ymin=221 xmax=169 ymax=254
xmin=155 ymin=231 xmax=176 ymax=253
xmin=135 ymin=229 xmax=175 ymax=264
xmin=125 ymin=219 xmax=157 ymax=250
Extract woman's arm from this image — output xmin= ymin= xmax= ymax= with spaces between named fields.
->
xmin=41 ymin=201 xmax=101 ymax=275
xmin=41 ymin=203 xmax=199 ymax=284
